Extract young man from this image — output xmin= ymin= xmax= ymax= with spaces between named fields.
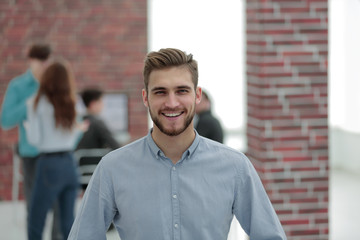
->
xmin=68 ymin=48 xmax=287 ymax=240
xmin=195 ymin=89 xmax=224 ymax=143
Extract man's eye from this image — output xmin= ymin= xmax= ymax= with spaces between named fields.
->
xmin=178 ymin=89 xmax=189 ymax=94
xmin=154 ymin=91 xmax=166 ymax=95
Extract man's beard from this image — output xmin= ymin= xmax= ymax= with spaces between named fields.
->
xmin=149 ymin=106 xmax=195 ymax=137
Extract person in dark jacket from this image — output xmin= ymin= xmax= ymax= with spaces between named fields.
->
xmin=195 ymin=90 xmax=224 ymax=143
xmin=77 ymin=88 xmax=120 ymax=150
xmin=76 ymin=88 xmax=120 ymax=191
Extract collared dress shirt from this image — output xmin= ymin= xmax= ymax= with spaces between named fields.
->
xmin=69 ymin=130 xmax=286 ymax=240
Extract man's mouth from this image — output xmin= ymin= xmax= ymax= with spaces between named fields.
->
xmin=162 ymin=112 xmax=183 ymax=118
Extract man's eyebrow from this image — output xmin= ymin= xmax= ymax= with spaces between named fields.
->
xmin=150 ymin=85 xmax=192 ymax=92
xmin=150 ymin=87 xmax=166 ymax=92
xmin=177 ymin=85 xmax=192 ymax=90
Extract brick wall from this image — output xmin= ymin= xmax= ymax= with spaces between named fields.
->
xmin=246 ymin=0 xmax=328 ymax=239
xmin=0 ymin=0 xmax=148 ymax=200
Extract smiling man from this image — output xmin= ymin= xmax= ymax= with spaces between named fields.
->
xmin=68 ymin=48 xmax=287 ymax=240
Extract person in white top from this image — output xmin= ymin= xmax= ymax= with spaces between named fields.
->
xmin=25 ymin=59 xmax=88 ymax=240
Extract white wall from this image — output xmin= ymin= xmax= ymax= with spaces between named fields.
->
xmin=329 ymin=0 xmax=360 ymax=132
xmin=148 ymin=0 xmax=246 ymax=151
xmin=330 ymin=128 xmax=360 ymax=174
xmin=329 ymin=0 xmax=360 ymax=173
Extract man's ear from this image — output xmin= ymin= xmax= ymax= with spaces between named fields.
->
xmin=87 ymin=101 xmax=95 ymax=110
xmin=195 ymin=87 xmax=202 ymax=105
xmin=142 ymin=89 xmax=149 ymax=107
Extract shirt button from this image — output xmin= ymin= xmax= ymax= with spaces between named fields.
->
xmin=172 ymin=167 xmax=176 ymax=171
xmin=172 ymin=194 xmax=177 ymax=199
xmin=174 ymin=223 xmax=178 ymax=228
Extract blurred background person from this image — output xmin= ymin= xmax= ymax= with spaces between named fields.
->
xmin=24 ymin=59 xmax=87 ymax=240
xmin=0 ymin=42 xmax=64 ymax=240
xmin=76 ymin=87 xmax=120 ymax=190
xmin=76 ymin=87 xmax=120 ymax=151
xmin=195 ymin=89 xmax=224 ymax=143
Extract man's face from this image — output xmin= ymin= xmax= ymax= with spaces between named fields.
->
xmin=31 ymin=59 xmax=51 ymax=81
xmin=90 ymin=97 xmax=104 ymax=115
xmin=142 ymin=67 xmax=201 ymax=137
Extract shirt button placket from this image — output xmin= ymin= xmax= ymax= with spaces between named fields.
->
xmin=171 ymin=165 xmax=180 ymax=240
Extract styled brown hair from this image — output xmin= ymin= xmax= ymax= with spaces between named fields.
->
xmin=143 ymin=48 xmax=198 ymax=92
xmin=27 ymin=43 xmax=52 ymax=61
xmin=34 ymin=59 xmax=76 ymax=130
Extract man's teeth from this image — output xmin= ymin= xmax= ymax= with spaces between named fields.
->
xmin=164 ymin=113 xmax=181 ymax=117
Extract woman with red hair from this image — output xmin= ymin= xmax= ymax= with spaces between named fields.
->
xmin=25 ymin=59 xmax=87 ymax=240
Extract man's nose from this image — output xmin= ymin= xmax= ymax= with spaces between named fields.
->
xmin=165 ymin=92 xmax=179 ymax=108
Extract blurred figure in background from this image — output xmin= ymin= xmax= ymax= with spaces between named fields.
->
xmin=24 ymin=59 xmax=87 ymax=240
xmin=76 ymin=87 xmax=120 ymax=190
xmin=195 ymin=89 xmax=224 ymax=143
xmin=0 ymin=43 xmax=64 ymax=240
xmin=76 ymin=87 xmax=120 ymax=151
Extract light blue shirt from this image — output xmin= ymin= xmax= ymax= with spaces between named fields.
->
xmin=69 ymin=130 xmax=286 ymax=240
xmin=0 ymin=69 xmax=39 ymax=157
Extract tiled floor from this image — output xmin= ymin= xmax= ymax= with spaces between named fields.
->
xmin=1 ymin=168 xmax=359 ymax=240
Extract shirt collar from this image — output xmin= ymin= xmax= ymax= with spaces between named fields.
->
xmin=146 ymin=129 xmax=161 ymax=158
xmin=146 ymin=128 xmax=201 ymax=162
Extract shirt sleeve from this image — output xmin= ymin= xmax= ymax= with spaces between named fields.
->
xmin=233 ymin=154 xmax=287 ymax=240
xmin=68 ymin=159 xmax=117 ymax=240
xmin=0 ymin=80 xmax=27 ymax=129
xmin=24 ymin=98 xmax=41 ymax=147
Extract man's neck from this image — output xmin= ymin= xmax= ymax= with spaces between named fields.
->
xmin=151 ymin=126 xmax=196 ymax=164
xmin=86 ymin=109 xmax=99 ymax=116
xmin=29 ymin=59 xmax=42 ymax=81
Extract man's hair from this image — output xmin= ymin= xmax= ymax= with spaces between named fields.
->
xmin=27 ymin=43 xmax=52 ymax=61
xmin=143 ymin=48 xmax=198 ymax=91
xmin=81 ymin=88 xmax=103 ymax=108
xmin=202 ymin=90 xmax=210 ymax=102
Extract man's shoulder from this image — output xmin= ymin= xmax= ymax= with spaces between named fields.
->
xmin=83 ymin=115 xmax=106 ymax=131
xmin=7 ymin=71 xmax=34 ymax=90
xmin=101 ymin=135 xmax=148 ymax=161
xmin=87 ymin=114 xmax=110 ymax=128
xmin=198 ymin=136 xmax=247 ymax=160
xmin=95 ymin=136 xmax=149 ymax=173
xmin=13 ymin=70 xmax=32 ymax=82
xmin=87 ymin=115 xmax=105 ymax=126
xmin=199 ymin=136 xmax=238 ymax=153
xmin=196 ymin=137 xmax=251 ymax=176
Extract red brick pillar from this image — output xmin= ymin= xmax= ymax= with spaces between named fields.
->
xmin=246 ymin=0 xmax=328 ymax=239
